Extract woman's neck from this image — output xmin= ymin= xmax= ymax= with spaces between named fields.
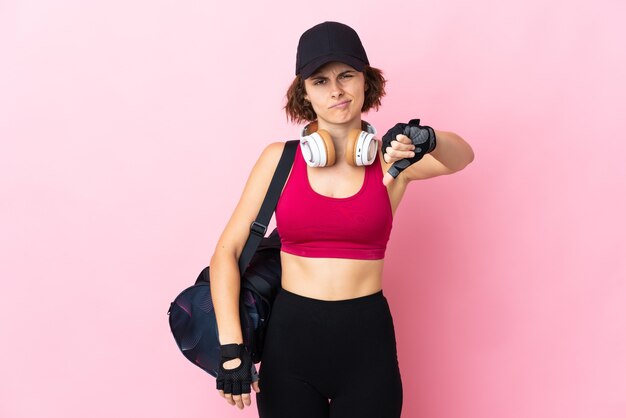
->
xmin=315 ymin=118 xmax=363 ymax=149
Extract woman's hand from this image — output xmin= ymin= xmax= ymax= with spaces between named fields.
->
xmin=216 ymin=344 xmax=261 ymax=410
xmin=382 ymin=134 xmax=415 ymax=186
xmin=218 ymin=361 xmax=261 ymax=409
xmin=381 ymin=120 xmax=438 ymax=185
xmin=218 ymin=364 xmax=261 ymax=409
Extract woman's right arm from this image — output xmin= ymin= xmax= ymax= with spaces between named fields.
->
xmin=210 ymin=141 xmax=286 ymax=346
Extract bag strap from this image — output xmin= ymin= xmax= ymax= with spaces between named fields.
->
xmin=237 ymin=140 xmax=299 ymax=274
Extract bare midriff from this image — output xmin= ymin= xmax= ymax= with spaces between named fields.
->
xmin=280 ymin=251 xmax=384 ymax=301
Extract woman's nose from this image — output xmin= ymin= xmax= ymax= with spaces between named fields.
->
xmin=329 ymin=80 xmax=344 ymax=98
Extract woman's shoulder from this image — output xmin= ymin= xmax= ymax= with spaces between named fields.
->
xmin=256 ymin=141 xmax=288 ymax=169
xmin=263 ymin=141 xmax=287 ymax=157
xmin=246 ymin=141 xmax=293 ymax=181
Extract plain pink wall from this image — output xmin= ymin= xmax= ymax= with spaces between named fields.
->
xmin=1 ymin=0 xmax=624 ymax=417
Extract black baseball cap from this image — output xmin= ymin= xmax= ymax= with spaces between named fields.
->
xmin=295 ymin=21 xmax=370 ymax=80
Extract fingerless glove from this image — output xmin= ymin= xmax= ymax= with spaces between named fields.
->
xmin=216 ymin=343 xmax=253 ymax=395
xmin=382 ymin=119 xmax=437 ymax=178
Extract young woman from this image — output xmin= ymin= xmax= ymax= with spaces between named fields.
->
xmin=209 ymin=21 xmax=474 ymax=418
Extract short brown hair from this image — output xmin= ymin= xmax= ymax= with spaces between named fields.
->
xmin=284 ymin=65 xmax=387 ymax=124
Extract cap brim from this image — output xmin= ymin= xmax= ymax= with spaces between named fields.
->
xmin=300 ymin=55 xmax=366 ymax=79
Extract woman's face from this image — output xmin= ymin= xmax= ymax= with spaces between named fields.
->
xmin=303 ymin=61 xmax=367 ymax=126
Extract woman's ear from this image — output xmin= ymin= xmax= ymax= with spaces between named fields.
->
xmin=303 ymin=85 xmax=309 ymax=102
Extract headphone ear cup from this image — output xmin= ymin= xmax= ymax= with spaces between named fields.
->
xmin=345 ymin=129 xmax=361 ymax=167
xmin=346 ymin=129 xmax=378 ymax=166
xmin=300 ymin=129 xmax=336 ymax=167
xmin=316 ymin=129 xmax=336 ymax=167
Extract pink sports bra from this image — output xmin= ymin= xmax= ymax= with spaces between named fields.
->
xmin=275 ymin=144 xmax=393 ymax=260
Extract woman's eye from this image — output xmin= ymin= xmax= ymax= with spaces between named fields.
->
xmin=340 ymin=74 xmax=353 ymax=79
xmin=313 ymin=79 xmax=326 ymax=85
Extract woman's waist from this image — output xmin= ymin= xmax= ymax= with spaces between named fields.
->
xmin=280 ymin=251 xmax=384 ymax=301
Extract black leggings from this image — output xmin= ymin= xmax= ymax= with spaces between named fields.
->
xmin=256 ymin=287 xmax=403 ymax=418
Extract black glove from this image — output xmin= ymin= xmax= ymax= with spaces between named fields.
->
xmin=382 ymin=119 xmax=437 ymax=179
xmin=216 ymin=343 xmax=253 ymax=395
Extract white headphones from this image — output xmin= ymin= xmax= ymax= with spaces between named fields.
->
xmin=299 ymin=120 xmax=378 ymax=167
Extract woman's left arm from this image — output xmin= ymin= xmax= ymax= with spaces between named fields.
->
xmin=397 ymin=129 xmax=475 ymax=182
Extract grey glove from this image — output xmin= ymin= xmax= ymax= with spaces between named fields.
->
xmin=382 ymin=119 xmax=437 ymax=179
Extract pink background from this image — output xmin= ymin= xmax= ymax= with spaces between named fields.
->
xmin=1 ymin=0 xmax=624 ymax=417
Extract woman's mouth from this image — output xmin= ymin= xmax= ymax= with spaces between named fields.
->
xmin=330 ymin=100 xmax=351 ymax=109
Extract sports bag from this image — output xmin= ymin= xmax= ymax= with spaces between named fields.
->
xmin=167 ymin=140 xmax=298 ymax=377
